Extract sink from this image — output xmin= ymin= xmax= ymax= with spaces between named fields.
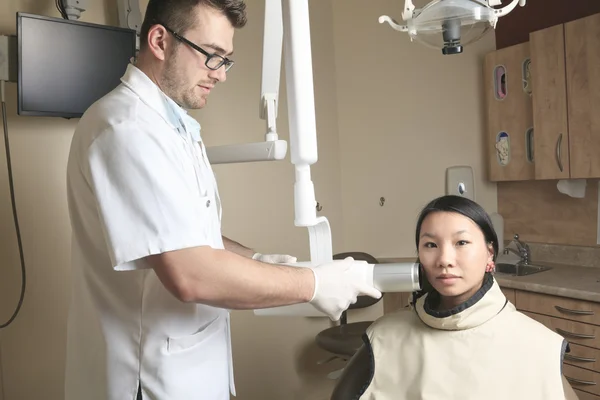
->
xmin=495 ymin=263 xmax=552 ymax=276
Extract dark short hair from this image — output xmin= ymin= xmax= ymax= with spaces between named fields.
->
xmin=140 ymin=0 xmax=247 ymax=49
xmin=415 ymin=195 xmax=499 ymax=261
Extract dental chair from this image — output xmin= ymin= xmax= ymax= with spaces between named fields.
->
xmin=330 ymin=343 xmax=370 ymax=400
xmin=315 ymin=252 xmax=383 ymax=379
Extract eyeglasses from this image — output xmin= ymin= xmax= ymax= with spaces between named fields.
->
xmin=162 ymin=25 xmax=235 ymax=72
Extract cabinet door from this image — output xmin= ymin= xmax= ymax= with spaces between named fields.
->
xmin=565 ymin=13 xmax=600 ymax=179
xmin=483 ymin=42 xmax=535 ymax=181
xmin=530 ymin=24 xmax=570 ymax=179
xmin=574 ymin=389 xmax=600 ymax=400
xmin=500 ymin=287 xmax=516 ymax=305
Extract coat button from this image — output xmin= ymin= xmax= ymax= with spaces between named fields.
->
xmin=206 ymin=199 xmax=211 ymax=207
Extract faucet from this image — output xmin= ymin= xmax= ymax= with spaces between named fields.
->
xmin=503 ymin=234 xmax=530 ymax=265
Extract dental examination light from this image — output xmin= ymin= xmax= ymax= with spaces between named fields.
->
xmin=379 ymin=0 xmax=526 ymax=55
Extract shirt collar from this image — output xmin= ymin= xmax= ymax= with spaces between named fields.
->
xmin=120 ymin=63 xmax=202 ymax=142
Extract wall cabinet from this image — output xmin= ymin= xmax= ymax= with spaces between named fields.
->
xmin=484 ymin=43 xmax=535 ymax=181
xmin=529 ymin=23 xmax=570 ymax=179
xmin=483 ymin=42 xmax=535 ymax=182
xmin=484 ymin=12 xmax=600 ymax=181
xmin=563 ymin=13 xmax=600 ymax=179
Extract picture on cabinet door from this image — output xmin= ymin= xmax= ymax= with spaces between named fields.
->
xmin=522 ymin=58 xmax=532 ymax=96
xmin=493 ymin=65 xmax=507 ymax=100
xmin=495 ymin=131 xmax=510 ymax=166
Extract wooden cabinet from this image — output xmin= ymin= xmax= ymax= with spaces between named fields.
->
xmin=564 ymin=13 xmax=600 ymax=179
xmin=483 ymin=42 xmax=535 ymax=182
xmin=500 ymin=287 xmax=516 ymax=304
xmin=530 ymin=12 xmax=600 ymax=180
xmin=513 ymin=289 xmax=600 ymax=399
xmin=530 ymin=24 xmax=570 ymax=179
xmin=382 ymin=292 xmax=411 ymax=314
xmin=484 ymin=12 xmax=600 ymax=181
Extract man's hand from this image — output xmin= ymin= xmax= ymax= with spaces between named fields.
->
xmin=252 ymin=253 xmax=297 ymax=264
xmin=308 ymin=257 xmax=382 ymax=321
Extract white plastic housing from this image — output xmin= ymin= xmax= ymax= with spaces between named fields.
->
xmin=116 ymin=0 xmax=142 ymax=34
xmin=281 ymin=0 xmax=321 ymax=231
xmin=282 ymin=0 xmax=318 ymax=167
xmin=62 ymin=0 xmax=88 ymax=19
xmin=205 ymin=140 xmax=288 ymax=165
xmin=260 ymin=0 xmax=283 ymax=121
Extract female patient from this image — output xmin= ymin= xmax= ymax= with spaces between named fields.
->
xmin=332 ymin=195 xmax=579 ymax=400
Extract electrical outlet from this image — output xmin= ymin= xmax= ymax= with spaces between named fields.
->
xmin=0 ymin=35 xmax=18 ymax=83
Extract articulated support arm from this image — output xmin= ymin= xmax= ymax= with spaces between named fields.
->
xmin=255 ymin=0 xmax=421 ymax=318
xmin=206 ymin=0 xmax=288 ymax=165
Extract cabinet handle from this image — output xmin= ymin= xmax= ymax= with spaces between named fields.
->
xmin=555 ymin=305 xmax=594 ymax=316
xmin=565 ymin=376 xmax=597 ymax=386
xmin=556 ymin=133 xmax=563 ymax=172
xmin=565 ymin=353 xmax=596 ymax=363
xmin=556 ymin=328 xmax=596 ymax=340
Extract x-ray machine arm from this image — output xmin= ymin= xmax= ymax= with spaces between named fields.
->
xmin=254 ymin=0 xmax=420 ymax=317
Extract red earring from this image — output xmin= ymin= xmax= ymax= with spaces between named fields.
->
xmin=485 ymin=261 xmax=496 ymax=273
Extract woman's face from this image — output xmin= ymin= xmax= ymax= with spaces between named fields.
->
xmin=418 ymin=211 xmax=494 ymax=310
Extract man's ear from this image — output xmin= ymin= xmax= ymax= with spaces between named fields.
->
xmin=146 ymin=24 xmax=170 ymax=61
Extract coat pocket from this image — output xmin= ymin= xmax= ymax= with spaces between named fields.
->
xmin=166 ymin=313 xmax=224 ymax=353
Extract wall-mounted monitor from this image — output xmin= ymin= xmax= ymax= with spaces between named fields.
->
xmin=17 ymin=12 xmax=136 ymax=118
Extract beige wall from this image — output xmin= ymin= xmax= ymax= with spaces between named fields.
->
xmin=332 ymin=0 xmax=498 ymax=260
xmin=0 ymin=1 xmax=497 ymax=400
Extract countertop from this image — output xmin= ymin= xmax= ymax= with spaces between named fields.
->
xmin=378 ymin=257 xmax=600 ymax=303
xmin=494 ymin=261 xmax=600 ymax=303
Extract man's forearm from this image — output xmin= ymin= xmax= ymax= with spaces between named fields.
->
xmin=149 ymin=246 xmax=315 ymax=309
xmin=222 ymin=235 xmax=255 ymax=258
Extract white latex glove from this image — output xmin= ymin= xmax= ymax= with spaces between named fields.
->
xmin=308 ymin=257 xmax=382 ymax=321
xmin=252 ymin=253 xmax=298 ymax=264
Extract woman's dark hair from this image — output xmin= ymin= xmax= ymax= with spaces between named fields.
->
xmin=140 ymin=0 xmax=247 ymax=50
xmin=415 ymin=195 xmax=499 ymax=260
xmin=412 ymin=195 xmax=499 ymax=300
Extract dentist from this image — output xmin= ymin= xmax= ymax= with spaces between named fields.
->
xmin=64 ymin=1 xmax=380 ymax=400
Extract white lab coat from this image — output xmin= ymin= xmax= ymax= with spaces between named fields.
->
xmin=64 ymin=64 xmax=235 ymax=400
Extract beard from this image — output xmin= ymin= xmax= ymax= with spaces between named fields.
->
xmin=160 ymin=53 xmax=207 ymax=110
